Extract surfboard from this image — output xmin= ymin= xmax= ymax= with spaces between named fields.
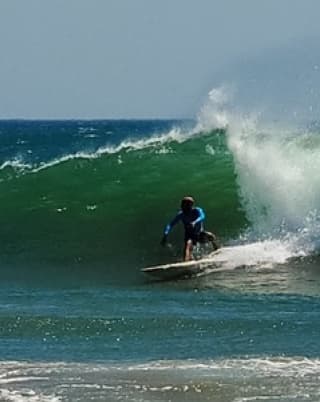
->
xmin=141 ymin=250 xmax=222 ymax=281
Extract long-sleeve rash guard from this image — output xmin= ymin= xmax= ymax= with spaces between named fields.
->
xmin=164 ymin=207 xmax=205 ymax=236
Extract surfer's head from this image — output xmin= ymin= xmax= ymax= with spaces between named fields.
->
xmin=181 ymin=196 xmax=194 ymax=213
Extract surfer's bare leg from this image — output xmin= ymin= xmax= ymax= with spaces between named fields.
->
xmin=208 ymin=232 xmax=220 ymax=250
xmin=184 ymin=239 xmax=193 ymax=261
xmin=200 ymin=231 xmax=220 ymax=250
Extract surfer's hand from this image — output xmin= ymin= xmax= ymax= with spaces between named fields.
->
xmin=160 ymin=235 xmax=167 ymax=246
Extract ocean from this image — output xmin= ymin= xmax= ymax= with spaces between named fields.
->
xmin=1 ymin=110 xmax=320 ymax=401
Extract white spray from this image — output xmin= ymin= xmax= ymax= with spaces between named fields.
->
xmin=197 ymin=86 xmax=320 ymax=266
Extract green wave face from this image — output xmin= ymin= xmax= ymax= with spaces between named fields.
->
xmin=0 ymin=130 xmax=246 ymax=272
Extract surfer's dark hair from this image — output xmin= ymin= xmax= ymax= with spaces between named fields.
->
xmin=181 ymin=196 xmax=194 ymax=206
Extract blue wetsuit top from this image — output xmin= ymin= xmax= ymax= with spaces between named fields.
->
xmin=164 ymin=207 xmax=205 ymax=236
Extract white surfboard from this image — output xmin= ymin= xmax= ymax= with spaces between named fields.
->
xmin=141 ymin=249 xmax=222 ymax=280
xmin=142 ymin=240 xmax=292 ymax=281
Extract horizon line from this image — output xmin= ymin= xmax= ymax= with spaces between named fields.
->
xmin=0 ymin=116 xmax=195 ymax=122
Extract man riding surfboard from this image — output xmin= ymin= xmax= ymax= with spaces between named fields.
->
xmin=161 ymin=196 xmax=219 ymax=261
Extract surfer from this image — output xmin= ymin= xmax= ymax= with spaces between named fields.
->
xmin=161 ymin=196 xmax=219 ymax=261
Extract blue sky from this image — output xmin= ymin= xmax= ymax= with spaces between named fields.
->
xmin=1 ymin=0 xmax=320 ymax=119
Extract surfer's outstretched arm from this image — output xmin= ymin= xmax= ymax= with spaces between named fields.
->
xmin=161 ymin=212 xmax=182 ymax=245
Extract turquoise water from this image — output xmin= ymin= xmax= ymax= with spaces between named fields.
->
xmin=1 ymin=119 xmax=320 ymax=401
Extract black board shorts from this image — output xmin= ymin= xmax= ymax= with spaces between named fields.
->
xmin=184 ymin=230 xmax=215 ymax=245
